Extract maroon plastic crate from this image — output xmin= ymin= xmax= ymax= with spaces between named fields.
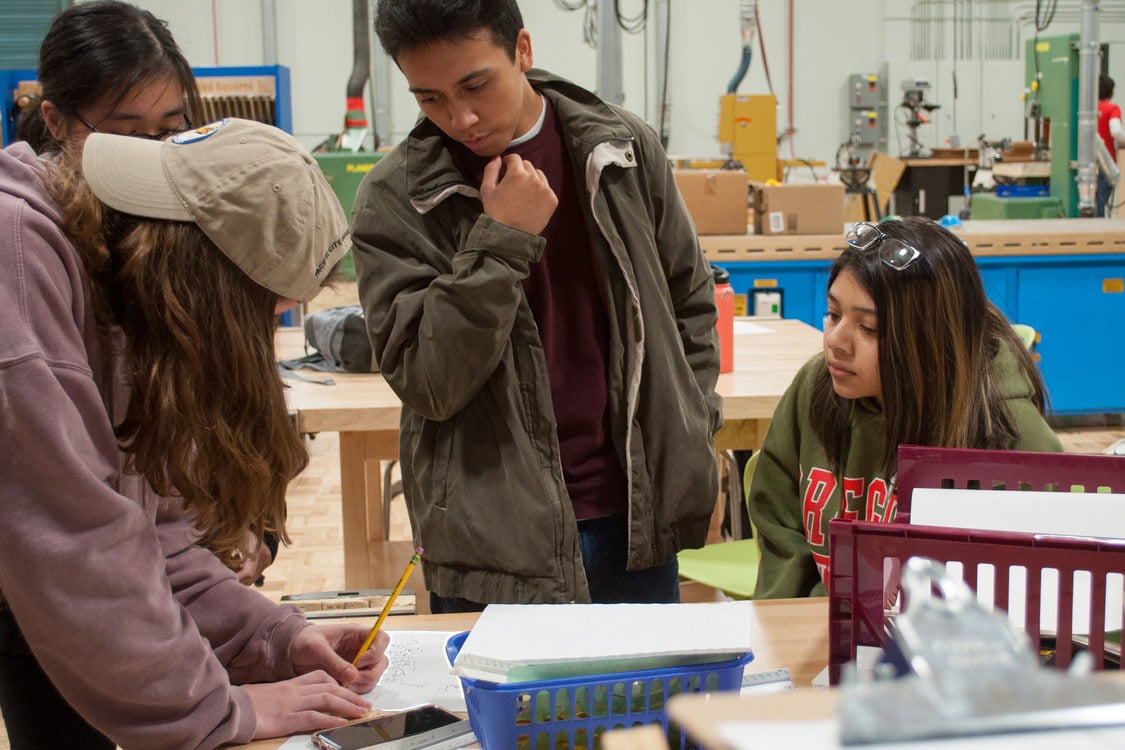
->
xmin=828 ymin=445 xmax=1125 ymax=686
xmin=893 ymin=445 xmax=1125 ymax=523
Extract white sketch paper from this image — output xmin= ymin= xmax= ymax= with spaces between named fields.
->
xmin=280 ymin=630 xmax=466 ymax=749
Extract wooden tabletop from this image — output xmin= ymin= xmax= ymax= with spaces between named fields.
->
xmin=236 ymin=597 xmax=828 ymax=749
xmin=667 ymin=689 xmax=838 ymax=750
xmin=278 ymin=333 xmax=401 ymax=435
xmin=716 ymin=319 xmax=822 ymax=423
xmin=279 ymin=317 xmax=823 ymax=432
xmin=901 ymin=157 xmax=976 ymax=168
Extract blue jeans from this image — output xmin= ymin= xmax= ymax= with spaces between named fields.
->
xmin=429 ymin=514 xmax=680 ymax=613
xmin=1096 ymin=173 xmax=1114 ymax=217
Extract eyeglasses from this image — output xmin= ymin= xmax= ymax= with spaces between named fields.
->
xmin=74 ymin=110 xmax=192 ymax=141
xmin=845 ymin=222 xmax=923 ymax=271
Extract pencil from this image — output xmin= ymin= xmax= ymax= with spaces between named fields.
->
xmin=351 ymin=547 xmax=422 ymax=665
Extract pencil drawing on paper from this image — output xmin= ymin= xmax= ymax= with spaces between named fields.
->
xmin=365 ymin=631 xmax=467 ymax=712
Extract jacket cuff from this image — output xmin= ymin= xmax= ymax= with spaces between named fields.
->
xmin=466 ymin=214 xmax=546 ymax=264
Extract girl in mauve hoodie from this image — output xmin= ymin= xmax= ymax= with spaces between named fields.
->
xmin=0 ymin=114 xmax=390 ymax=750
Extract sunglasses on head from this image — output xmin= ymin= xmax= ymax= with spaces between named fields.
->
xmin=845 ymin=222 xmax=923 ymax=271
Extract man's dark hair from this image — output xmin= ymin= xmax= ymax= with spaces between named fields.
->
xmin=374 ymin=0 xmax=524 ymax=62
xmin=1100 ymin=74 xmax=1115 ymax=101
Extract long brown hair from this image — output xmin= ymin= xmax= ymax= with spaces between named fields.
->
xmin=44 ymin=158 xmax=304 ymax=557
xmin=811 ymin=217 xmax=1049 ymax=475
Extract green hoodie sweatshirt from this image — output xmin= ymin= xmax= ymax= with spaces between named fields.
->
xmin=749 ymin=343 xmax=1063 ymax=599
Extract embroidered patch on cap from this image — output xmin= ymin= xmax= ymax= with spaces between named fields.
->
xmin=170 ymin=119 xmax=230 ymax=145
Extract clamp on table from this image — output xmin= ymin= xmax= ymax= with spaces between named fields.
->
xmin=840 ymin=557 xmax=1125 ymax=745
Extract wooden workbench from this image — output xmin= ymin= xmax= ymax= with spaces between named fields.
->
xmin=699 ymin=217 xmax=1125 ymax=263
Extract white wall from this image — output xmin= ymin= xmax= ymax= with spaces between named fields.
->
xmin=112 ymin=0 xmax=1125 ymax=174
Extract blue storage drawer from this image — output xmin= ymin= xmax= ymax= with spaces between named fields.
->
xmin=1016 ymin=262 xmax=1125 ymax=415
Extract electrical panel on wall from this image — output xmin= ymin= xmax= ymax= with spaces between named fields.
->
xmin=844 ymin=73 xmax=887 ymax=152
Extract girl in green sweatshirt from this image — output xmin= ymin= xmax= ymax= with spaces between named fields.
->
xmin=749 ymin=217 xmax=1062 ymax=599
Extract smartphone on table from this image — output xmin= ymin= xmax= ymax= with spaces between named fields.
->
xmin=311 ymin=704 xmax=474 ymax=750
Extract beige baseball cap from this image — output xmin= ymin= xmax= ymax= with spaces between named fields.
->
xmin=82 ymin=118 xmax=350 ymax=302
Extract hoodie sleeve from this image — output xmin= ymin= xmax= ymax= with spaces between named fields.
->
xmin=749 ymin=357 xmax=827 ymax=599
xmin=153 ymin=492 xmax=309 ymax=685
xmin=993 ymin=338 xmax=1063 ymax=453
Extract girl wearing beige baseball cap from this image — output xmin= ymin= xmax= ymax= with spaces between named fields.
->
xmin=0 ymin=114 xmax=381 ymax=749
xmin=26 ymin=1 xmax=281 ymax=589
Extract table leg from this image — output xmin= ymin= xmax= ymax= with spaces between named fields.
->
xmin=706 ymin=450 xmax=727 ymax=545
xmin=339 ymin=430 xmax=399 ymax=589
xmin=713 ymin=418 xmax=767 ymax=453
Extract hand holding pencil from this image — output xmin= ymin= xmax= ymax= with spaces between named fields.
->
xmin=286 ymin=620 xmax=389 ymax=697
xmin=287 ymin=548 xmax=420 ymax=694
xmin=352 ymin=547 xmax=423 ymax=665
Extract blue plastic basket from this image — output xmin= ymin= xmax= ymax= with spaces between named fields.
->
xmin=445 ymin=631 xmax=753 ymax=749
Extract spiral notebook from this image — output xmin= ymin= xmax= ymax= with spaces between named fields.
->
xmin=450 ymin=601 xmax=754 ymax=684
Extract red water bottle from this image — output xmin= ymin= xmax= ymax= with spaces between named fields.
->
xmin=712 ymin=265 xmax=734 ymax=373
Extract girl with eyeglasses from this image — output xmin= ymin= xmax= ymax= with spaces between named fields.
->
xmin=18 ymin=2 xmax=279 ymax=589
xmin=749 ymin=216 xmax=1061 ymax=599
xmin=18 ymin=1 xmax=199 ymax=155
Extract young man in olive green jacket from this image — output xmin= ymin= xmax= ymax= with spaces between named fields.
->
xmin=352 ymin=0 xmax=722 ymax=610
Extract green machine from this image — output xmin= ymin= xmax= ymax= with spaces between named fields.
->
xmin=970 ymin=193 xmax=1065 ymax=219
xmin=314 ymin=150 xmax=383 ymax=279
xmin=1025 ymin=33 xmax=1080 ymax=217
xmin=972 ymin=34 xmax=1079 ymax=220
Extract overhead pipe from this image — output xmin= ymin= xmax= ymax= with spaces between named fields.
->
xmin=346 ymin=0 xmax=371 ymax=102
xmin=597 ymin=0 xmax=625 ymax=106
xmin=654 ymin=0 xmax=670 ymax=147
xmin=1076 ymin=0 xmax=1100 ymax=216
xmin=726 ymin=1 xmax=757 ymax=94
xmin=341 ymin=0 xmax=373 ymax=151
xmin=260 ymin=0 xmax=277 ymax=65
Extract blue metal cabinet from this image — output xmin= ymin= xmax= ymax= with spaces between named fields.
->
xmin=974 ymin=259 xmax=1018 ymax=317
xmin=0 ymin=68 xmax=36 ymax=147
xmin=715 ymin=261 xmax=825 ymax=325
xmin=1015 ymin=259 xmax=1125 ymax=415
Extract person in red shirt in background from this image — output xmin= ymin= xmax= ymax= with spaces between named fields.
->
xmin=1096 ymin=74 xmax=1125 ymax=217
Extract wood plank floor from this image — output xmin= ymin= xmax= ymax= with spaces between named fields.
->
xmin=270 ymin=281 xmax=1125 ymax=601
xmin=1 ymin=420 xmax=1122 ymax=748
xmin=265 ymin=416 xmax=1125 ymax=602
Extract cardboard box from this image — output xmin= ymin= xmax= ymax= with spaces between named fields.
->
xmin=673 ymin=169 xmax=749 ymax=235
xmin=751 ymin=182 xmax=845 ymax=235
